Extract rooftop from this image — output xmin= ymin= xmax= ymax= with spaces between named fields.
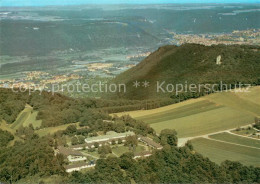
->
xmin=139 ymin=136 xmax=163 ymax=149
xmin=134 ymin=151 xmax=152 ymax=158
xmin=58 ymin=146 xmax=84 ymax=156
xmin=64 ymin=162 xmax=93 ymax=170
xmin=85 ymin=131 xmax=135 ymax=143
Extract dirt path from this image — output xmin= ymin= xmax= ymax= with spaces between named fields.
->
xmin=112 ymin=152 xmax=120 ymax=157
xmin=206 ymin=137 xmax=260 ymax=150
xmin=84 ymin=153 xmax=99 ymax=159
xmin=228 ymin=131 xmax=260 ymax=141
xmin=177 ymin=124 xmax=257 ymax=147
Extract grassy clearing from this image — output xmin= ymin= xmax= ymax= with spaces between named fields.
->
xmin=10 ymin=104 xmax=42 ymax=130
xmin=23 ymin=111 xmax=42 ymax=129
xmin=11 ymin=105 xmax=33 ymax=129
xmin=151 ymin=107 xmax=253 ymax=137
xmin=191 ymin=138 xmax=260 ymax=167
xmin=0 ymin=120 xmax=16 ymax=134
xmin=209 ymin=132 xmax=260 ymax=148
xmin=35 ymin=123 xmax=79 ymax=137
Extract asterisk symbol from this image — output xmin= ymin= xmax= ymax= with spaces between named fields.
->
xmin=133 ymin=81 xmax=140 ymax=88
xmin=142 ymin=81 xmax=150 ymax=88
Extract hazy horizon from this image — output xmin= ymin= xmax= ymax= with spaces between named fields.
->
xmin=1 ymin=0 xmax=260 ymax=7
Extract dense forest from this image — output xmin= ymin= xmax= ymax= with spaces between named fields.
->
xmin=0 ymin=88 xmax=172 ymax=127
xmin=0 ymin=129 xmax=14 ymax=147
xmin=114 ymin=44 xmax=260 ymax=100
xmin=0 ymin=136 xmax=66 ymax=182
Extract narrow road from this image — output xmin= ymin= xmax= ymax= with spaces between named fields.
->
xmin=228 ymin=131 xmax=260 ymax=141
xmin=206 ymin=137 xmax=260 ymax=150
xmin=177 ymin=124 xmax=258 ymax=147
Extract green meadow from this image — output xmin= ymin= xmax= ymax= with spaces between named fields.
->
xmin=209 ymin=132 xmax=260 ymax=149
xmin=191 ymin=138 xmax=260 ymax=167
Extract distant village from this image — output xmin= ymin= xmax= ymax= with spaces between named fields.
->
xmin=172 ymin=29 xmax=260 ymax=46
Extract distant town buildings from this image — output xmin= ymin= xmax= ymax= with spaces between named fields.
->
xmin=173 ymin=29 xmax=260 ymax=46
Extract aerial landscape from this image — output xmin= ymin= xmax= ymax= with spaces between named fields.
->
xmin=0 ymin=0 xmax=260 ymax=183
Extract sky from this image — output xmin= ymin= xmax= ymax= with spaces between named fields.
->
xmin=0 ymin=0 xmax=260 ymax=7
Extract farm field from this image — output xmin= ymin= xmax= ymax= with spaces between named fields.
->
xmin=150 ymin=107 xmax=253 ymax=137
xmin=114 ymin=87 xmax=260 ymax=138
xmin=231 ymin=128 xmax=260 ymax=139
xmin=209 ymin=132 xmax=260 ymax=148
xmin=191 ymin=138 xmax=260 ymax=167
xmin=234 ymin=86 xmax=260 ymax=105
xmin=204 ymin=91 xmax=260 ymax=117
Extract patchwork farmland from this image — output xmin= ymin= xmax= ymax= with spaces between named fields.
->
xmin=115 ymin=87 xmax=260 ymax=138
xmin=114 ymin=87 xmax=260 ymax=166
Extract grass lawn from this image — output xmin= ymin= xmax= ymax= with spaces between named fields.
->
xmin=112 ymin=145 xmax=146 ymax=156
xmin=82 ymin=150 xmax=100 ymax=159
xmin=209 ymin=132 xmax=260 ymax=148
xmin=191 ymin=138 xmax=260 ymax=167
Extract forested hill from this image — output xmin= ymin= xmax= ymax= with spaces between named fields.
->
xmin=114 ymin=44 xmax=260 ymax=100
xmin=0 ymin=88 xmax=171 ymax=127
